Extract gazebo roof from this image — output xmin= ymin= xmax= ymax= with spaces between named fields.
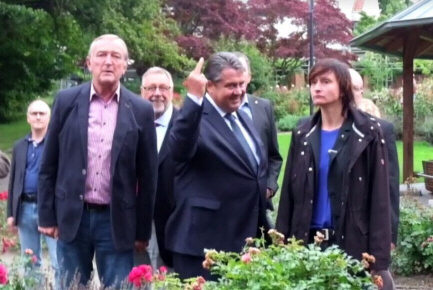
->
xmin=351 ymin=0 xmax=433 ymax=59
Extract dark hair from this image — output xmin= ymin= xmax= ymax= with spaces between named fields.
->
xmin=309 ymin=58 xmax=354 ymax=115
xmin=204 ymin=52 xmax=245 ymax=83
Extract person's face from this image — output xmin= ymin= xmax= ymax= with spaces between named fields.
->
xmin=238 ymin=58 xmax=251 ymax=93
xmin=87 ymin=38 xmax=127 ymax=89
xmin=351 ymin=76 xmax=364 ymax=103
xmin=27 ymin=101 xmax=50 ymax=131
xmin=310 ymin=71 xmax=341 ymax=108
xmin=207 ymin=68 xmax=245 ymax=113
xmin=141 ymin=73 xmax=173 ymax=119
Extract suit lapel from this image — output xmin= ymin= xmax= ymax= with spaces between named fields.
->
xmin=77 ymin=83 xmax=91 ymax=165
xmin=247 ymin=95 xmax=262 ymax=130
xmin=202 ymin=99 xmax=254 ymax=174
xmin=238 ymin=110 xmax=265 ymax=170
xmin=111 ymin=87 xmax=133 ymax=175
xmin=16 ymin=138 xmax=29 ymax=185
xmin=158 ymin=108 xmax=178 ymax=165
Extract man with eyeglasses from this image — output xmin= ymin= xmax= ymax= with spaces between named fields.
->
xmin=7 ymin=99 xmax=59 ymax=288
xmin=139 ymin=67 xmax=178 ymax=269
xmin=165 ymin=52 xmax=269 ymax=279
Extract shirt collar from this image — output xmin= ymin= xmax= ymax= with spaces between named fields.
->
xmin=205 ymin=93 xmax=239 ymax=119
xmin=155 ymin=103 xmax=173 ymax=127
xmin=241 ymin=94 xmax=249 ymax=107
xmin=90 ymin=82 xmax=120 ymax=102
xmin=27 ymin=134 xmax=45 ymax=146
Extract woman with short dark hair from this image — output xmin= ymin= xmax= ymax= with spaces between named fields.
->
xmin=276 ymin=58 xmax=394 ymax=289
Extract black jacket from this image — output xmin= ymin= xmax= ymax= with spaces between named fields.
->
xmin=276 ymin=106 xmax=391 ymax=271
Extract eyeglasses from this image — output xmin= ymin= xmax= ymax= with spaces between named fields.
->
xmin=142 ymin=85 xmax=171 ymax=93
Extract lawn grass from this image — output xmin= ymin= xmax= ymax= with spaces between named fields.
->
xmin=1 ymin=120 xmax=433 ymax=181
xmin=0 ymin=117 xmax=28 ymax=153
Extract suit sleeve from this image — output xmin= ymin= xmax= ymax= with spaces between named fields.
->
xmin=265 ymin=100 xmax=282 ymax=193
xmin=38 ymin=95 xmax=62 ymax=227
xmin=136 ymin=102 xmax=158 ymax=241
xmin=169 ymin=97 xmax=203 ymax=162
xmin=384 ymin=123 xmax=399 ymax=245
xmin=276 ymin=132 xmax=296 ymax=238
xmin=368 ymin=133 xmax=391 ymax=271
xmin=6 ymin=146 xmax=16 ymax=219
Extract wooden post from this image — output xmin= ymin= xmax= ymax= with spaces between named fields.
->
xmin=402 ymin=32 xmax=418 ymax=180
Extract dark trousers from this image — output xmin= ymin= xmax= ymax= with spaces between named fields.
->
xmin=172 ymin=252 xmax=217 ymax=281
xmin=57 ymin=208 xmax=133 ymax=289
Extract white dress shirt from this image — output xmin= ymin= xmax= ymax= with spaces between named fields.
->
xmin=154 ymin=103 xmax=174 ymax=153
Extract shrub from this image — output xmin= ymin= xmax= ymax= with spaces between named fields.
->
xmin=261 ymin=88 xmax=310 ymax=121
xmin=278 ymin=114 xmax=303 ymax=132
xmin=421 ymin=117 xmax=433 ymax=144
xmin=392 ymin=196 xmax=433 ymax=275
xmin=203 ymin=230 xmax=377 ymax=290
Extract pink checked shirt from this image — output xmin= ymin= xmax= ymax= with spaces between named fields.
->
xmin=84 ymin=84 xmax=120 ymax=204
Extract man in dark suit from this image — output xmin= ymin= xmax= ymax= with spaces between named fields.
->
xmin=7 ymin=100 xmax=59 ymax=287
xmin=350 ymin=68 xmax=400 ymax=249
xmin=350 ymin=68 xmax=398 ymax=289
xmin=38 ymin=34 xmax=158 ymax=288
xmin=139 ymin=67 xmax=178 ymax=269
xmin=165 ymin=52 xmax=269 ymax=280
xmin=234 ymin=52 xmax=282 ymax=212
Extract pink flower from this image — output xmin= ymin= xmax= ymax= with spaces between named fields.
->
xmin=25 ymin=248 xmax=34 ymax=255
xmin=241 ymin=253 xmax=252 ymax=264
xmin=31 ymin=255 xmax=38 ymax=264
xmin=2 ymin=238 xmax=15 ymax=253
xmin=196 ymin=276 xmax=206 ymax=284
xmin=159 ymin=266 xmax=167 ymax=274
xmin=0 ymin=264 xmax=8 ymax=285
xmin=157 ymin=266 xmax=167 ymax=281
xmin=0 ymin=191 xmax=8 ymax=201
xmin=128 ymin=264 xmax=153 ymax=287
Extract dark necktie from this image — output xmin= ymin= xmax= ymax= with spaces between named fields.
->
xmin=225 ymin=113 xmax=258 ymax=171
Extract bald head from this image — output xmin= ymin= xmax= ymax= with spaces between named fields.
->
xmin=27 ymin=99 xmax=50 ymax=133
xmin=349 ymin=68 xmax=364 ymax=103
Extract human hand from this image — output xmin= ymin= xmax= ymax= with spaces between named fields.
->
xmin=266 ymin=188 xmax=274 ymax=199
xmin=134 ymin=240 xmax=149 ymax=253
xmin=183 ymin=57 xmax=207 ymax=98
xmin=38 ymin=226 xmax=59 ymax=239
xmin=7 ymin=217 xmax=17 ymax=233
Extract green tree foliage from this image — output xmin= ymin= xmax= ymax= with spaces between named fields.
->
xmin=0 ymin=2 xmax=84 ymax=121
xmin=378 ymin=0 xmax=411 ymax=16
xmin=358 ymin=52 xmax=401 ymax=91
xmin=100 ymin=0 xmax=192 ymax=76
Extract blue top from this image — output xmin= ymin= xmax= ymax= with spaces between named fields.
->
xmin=23 ymin=137 xmax=45 ymax=194
xmin=311 ymin=128 xmax=339 ymax=229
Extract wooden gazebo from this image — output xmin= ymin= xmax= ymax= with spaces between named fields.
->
xmin=351 ymin=0 xmax=433 ymax=180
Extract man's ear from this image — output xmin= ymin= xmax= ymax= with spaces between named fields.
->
xmin=206 ymin=80 xmax=215 ymax=95
xmin=86 ymin=56 xmax=92 ymax=72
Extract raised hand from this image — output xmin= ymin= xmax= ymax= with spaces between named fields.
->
xmin=183 ymin=57 xmax=207 ymax=98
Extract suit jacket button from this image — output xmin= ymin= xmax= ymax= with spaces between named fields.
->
xmin=82 ymin=169 xmax=86 ymax=175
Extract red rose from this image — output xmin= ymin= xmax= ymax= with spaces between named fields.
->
xmin=0 ymin=191 xmax=8 ymax=201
